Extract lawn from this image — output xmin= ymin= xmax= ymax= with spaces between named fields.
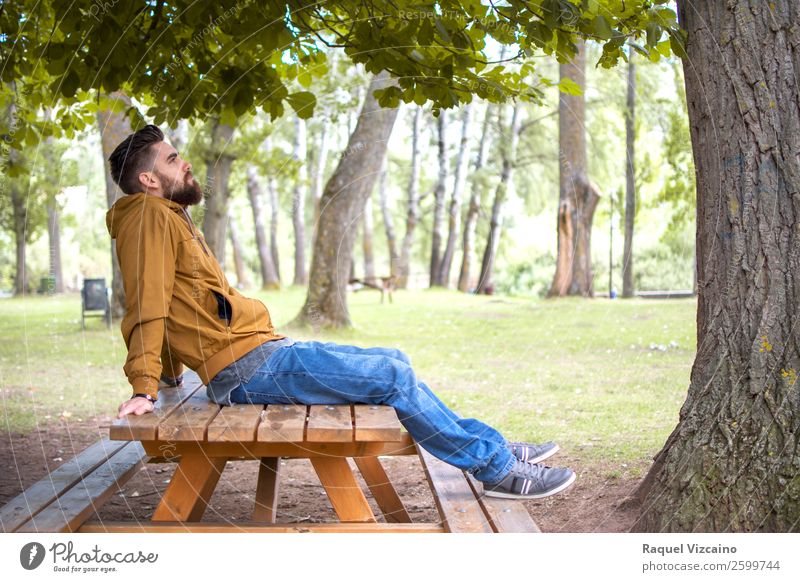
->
xmin=0 ymin=288 xmax=696 ymax=477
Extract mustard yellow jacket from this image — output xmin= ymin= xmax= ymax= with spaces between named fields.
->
xmin=106 ymin=193 xmax=284 ymax=400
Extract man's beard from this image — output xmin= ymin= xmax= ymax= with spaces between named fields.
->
xmin=159 ymin=171 xmax=203 ymax=206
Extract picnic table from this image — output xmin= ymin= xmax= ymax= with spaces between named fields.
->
xmin=1 ymin=371 xmax=540 ymax=533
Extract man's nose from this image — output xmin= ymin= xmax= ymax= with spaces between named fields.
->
xmin=184 ymin=161 xmax=192 ymax=173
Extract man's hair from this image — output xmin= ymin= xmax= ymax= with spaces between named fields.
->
xmin=108 ymin=124 xmax=164 ymax=195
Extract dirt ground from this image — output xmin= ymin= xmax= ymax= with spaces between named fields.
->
xmin=0 ymin=418 xmax=643 ymax=532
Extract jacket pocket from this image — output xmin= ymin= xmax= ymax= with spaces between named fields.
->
xmin=211 ymin=290 xmax=233 ymax=325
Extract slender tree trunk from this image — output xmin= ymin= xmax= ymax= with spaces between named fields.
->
xmin=293 ymin=71 xmax=399 ymax=328
xmin=201 ymin=119 xmax=235 ymax=265
xmin=247 ymin=166 xmax=280 ymax=289
xmin=622 ymin=48 xmax=636 ymax=298
xmin=440 ymin=105 xmax=472 ymax=287
xmin=547 ymin=41 xmax=601 ymax=298
xmin=263 ymin=135 xmax=281 ymax=283
xmin=312 ymin=119 xmax=330 ymax=245
xmin=630 ymin=0 xmax=800 ymax=532
xmin=167 ymin=119 xmax=189 ymax=153
xmin=10 ymin=184 xmax=26 ymax=296
xmin=96 ymin=91 xmax=133 ymax=318
xmin=458 ymin=104 xmax=493 ymax=293
xmin=227 ymin=210 xmax=251 ymax=289
xmin=362 ymin=191 xmax=376 ymax=285
xmin=429 ymin=111 xmax=448 ymax=286
xmin=47 ymin=198 xmax=64 ymax=293
xmin=476 ymin=104 xmax=522 ymax=294
xmin=397 ymin=106 xmax=422 ymax=289
xmin=377 ymin=154 xmax=399 ymax=278
xmin=292 ymin=116 xmax=308 ymax=285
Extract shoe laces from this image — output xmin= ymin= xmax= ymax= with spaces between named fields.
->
xmin=511 ymin=460 xmax=548 ymax=485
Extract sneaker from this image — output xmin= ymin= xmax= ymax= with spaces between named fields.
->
xmin=507 ymin=441 xmax=559 ymax=464
xmin=483 ymin=460 xmax=576 ymax=500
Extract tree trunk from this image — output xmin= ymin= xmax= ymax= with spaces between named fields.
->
xmin=622 ymin=48 xmax=636 ymax=298
xmin=439 ymin=104 xmax=472 ymax=288
xmin=547 ymin=41 xmax=601 ymax=298
xmin=377 ymin=154 xmax=399 ymax=278
xmin=247 ymin=165 xmax=280 ymax=289
xmin=476 ymin=103 xmax=522 ymax=294
xmin=167 ymin=119 xmax=189 ymax=153
xmin=227 ymin=210 xmax=251 ymax=289
xmin=96 ymin=91 xmax=132 ymax=318
xmin=293 ymin=71 xmax=399 ymax=328
xmin=458 ymin=104 xmax=494 ymax=293
xmin=362 ymin=191 xmax=376 ymax=285
xmin=47 ymin=198 xmax=64 ymax=293
xmin=630 ymin=0 xmax=800 ymax=532
xmin=201 ymin=119 xmax=235 ymax=265
xmin=312 ymin=119 xmax=330 ymax=245
xmin=397 ymin=106 xmax=423 ymax=289
xmin=292 ymin=116 xmax=308 ymax=285
xmin=10 ymin=183 xmax=26 ymax=296
xmin=429 ymin=111 xmax=448 ymax=286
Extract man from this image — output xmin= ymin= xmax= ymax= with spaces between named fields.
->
xmin=106 ymin=124 xmax=576 ymax=500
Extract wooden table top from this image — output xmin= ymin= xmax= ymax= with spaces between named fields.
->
xmin=109 ymin=371 xmax=406 ymax=446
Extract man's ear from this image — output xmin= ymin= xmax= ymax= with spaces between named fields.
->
xmin=138 ymin=171 xmax=159 ymax=191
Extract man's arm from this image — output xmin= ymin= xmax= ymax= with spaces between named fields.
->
xmin=115 ymin=205 xmax=177 ymax=413
xmin=159 ymin=338 xmax=184 ymax=387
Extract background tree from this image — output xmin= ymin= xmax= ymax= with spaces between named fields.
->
xmin=429 ymin=111 xmax=448 ymax=287
xmin=622 ymin=48 xmax=636 ymax=298
xmin=397 ymin=106 xmax=423 ymax=289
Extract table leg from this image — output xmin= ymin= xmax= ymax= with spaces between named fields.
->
xmin=152 ymin=454 xmax=228 ymax=522
xmin=310 ymin=457 xmax=376 ymax=523
xmin=253 ymin=457 xmax=281 ymax=523
xmin=353 ymin=456 xmax=411 ymax=523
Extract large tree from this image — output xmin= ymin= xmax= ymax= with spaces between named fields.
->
xmin=629 ymin=0 xmax=800 ymax=532
xmin=292 ymin=72 xmax=399 ymax=328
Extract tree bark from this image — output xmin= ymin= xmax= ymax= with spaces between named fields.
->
xmin=439 ymin=104 xmax=472 ymax=288
xmin=47 ymin=198 xmax=64 ymax=293
xmin=429 ymin=111 xmax=448 ymax=286
xmin=201 ymin=119 xmax=235 ymax=265
xmin=292 ymin=116 xmax=308 ymax=285
xmin=227 ymin=210 xmax=251 ymax=289
xmin=547 ymin=41 xmax=601 ymax=298
xmin=312 ymin=118 xmax=330 ymax=246
xmin=247 ymin=165 xmax=280 ymax=289
xmin=377 ymin=154 xmax=399 ymax=278
xmin=476 ymin=103 xmax=522 ymax=294
xmin=622 ymin=47 xmax=636 ymax=298
xmin=96 ymin=91 xmax=132 ymax=318
xmin=397 ymin=106 xmax=423 ymax=289
xmin=458 ymin=104 xmax=494 ymax=293
xmin=10 ymin=183 xmax=26 ymax=296
xmin=362 ymin=191 xmax=376 ymax=285
xmin=293 ymin=71 xmax=399 ymax=328
xmin=631 ymin=0 xmax=800 ymax=532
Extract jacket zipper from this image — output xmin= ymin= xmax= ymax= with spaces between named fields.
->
xmin=179 ymin=206 xmax=210 ymax=257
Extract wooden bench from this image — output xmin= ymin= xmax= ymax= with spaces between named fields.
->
xmin=1 ymin=370 xmax=539 ymax=533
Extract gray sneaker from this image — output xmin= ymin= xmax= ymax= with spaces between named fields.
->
xmin=483 ymin=460 xmax=576 ymax=500
xmin=507 ymin=441 xmax=559 ymax=464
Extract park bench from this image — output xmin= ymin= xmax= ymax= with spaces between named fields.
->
xmin=1 ymin=371 xmax=538 ymax=533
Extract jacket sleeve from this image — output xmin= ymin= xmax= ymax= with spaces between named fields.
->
xmin=116 ymin=205 xmax=178 ymax=400
xmin=160 ymin=337 xmax=184 ymax=380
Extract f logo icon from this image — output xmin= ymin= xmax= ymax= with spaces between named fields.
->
xmin=20 ymin=542 xmax=45 ymax=570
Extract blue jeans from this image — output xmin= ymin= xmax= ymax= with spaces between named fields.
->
xmin=229 ymin=340 xmax=515 ymax=484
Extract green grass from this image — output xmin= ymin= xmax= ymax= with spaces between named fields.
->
xmin=0 ymin=288 xmax=696 ymax=473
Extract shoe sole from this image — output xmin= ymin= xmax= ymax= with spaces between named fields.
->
xmin=482 ymin=471 xmax=577 ymax=500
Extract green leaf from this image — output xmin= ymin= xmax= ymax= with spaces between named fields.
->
xmin=557 ymin=76 xmax=583 ymax=96
xmin=286 ymin=91 xmax=316 ymax=119
xmin=593 ymin=15 xmax=613 ymax=40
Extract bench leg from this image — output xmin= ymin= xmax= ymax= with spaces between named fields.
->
xmin=310 ymin=457 xmax=376 ymax=523
xmin=253 ymin=457 xmax=281 ymax=523
xmin=354 ymin=456 xmax=411 ymax=523
xmin=151 ymin=454 xmax=228 ymax=522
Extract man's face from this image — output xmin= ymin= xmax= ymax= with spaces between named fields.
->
xmin=145 ymin=141 xmax=203 ymax=206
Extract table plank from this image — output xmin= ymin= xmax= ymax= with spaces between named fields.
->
xmin=464 ymin=473 xmax=541 ymax=533
xmin=253 ymin=458 xmax=281 ymax=522
xmin=0 ymin=439 xmax=129 ymax=532
xmin=417 ymin=445 xmax=492 ymax=533
xmin=354 ymin=405 xmax=403 ymax=441
xmin=207 ymin=404 xmax=264 ymax=442
xmin=110 ymin=380 xmax=203 ymax=441
xmin=257 ymin=404 xmax=307 ymax=442
xmin=307 ymin=405 xmax=353 ymax=442
xmin=16 ymin=442 xmax=147 ymax=533
xmin=310 ymin=457 xmax=375 ymax=522
xmin=157 ymin=389 xmax=222 ymax=442
xmin=79 ymin=521 xmax=445 ymax=533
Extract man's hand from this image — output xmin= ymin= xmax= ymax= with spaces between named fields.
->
xmin=117 ymin=396 xmax=154 ymax=419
